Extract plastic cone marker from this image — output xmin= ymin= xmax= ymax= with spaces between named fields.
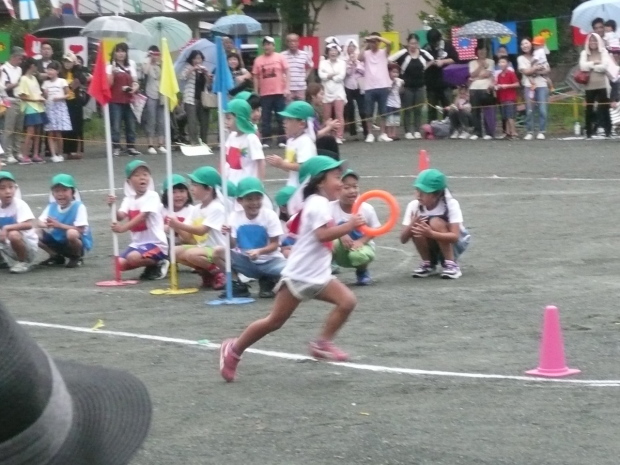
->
xmin=417 ymin=149 xmax=430 ymax=174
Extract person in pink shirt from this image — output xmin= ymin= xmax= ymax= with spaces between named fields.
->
xmin=252 ymin=36 xmax=290 ymax=148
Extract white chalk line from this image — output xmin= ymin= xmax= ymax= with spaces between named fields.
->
xmin=17 ymin=320 xmax=620 ymax=387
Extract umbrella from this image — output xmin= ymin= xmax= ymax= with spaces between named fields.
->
xmin=81 ymin=16 xmax=152 ymax=51
xmin=455 ymin=20 xmax=516 ymax=39
xmin=571 ymin=0 xmax=620 ymax=32
xmin=141 ymin=17 xmax=192 ymax=52
xmin=32 ymin=14 xmax=86 ymax=39
xmin=211 ymin=14 xmax=262 ymax=36
xmin=174 ymin=39 xmax=216 ymax=82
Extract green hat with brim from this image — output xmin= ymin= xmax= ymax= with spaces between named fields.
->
xmin=341 ymin=169 xmax=359 ymax=180
xmin=51 ymin=173 xmax=76 ymax=189
xmin=125 ymin=160 xmax=150 ymax=178
xmin=226 ymin=180 xmax=237 ymax=198
xmin=187 ymin=166 xmax=221 ymax=187
xmin=225 ymin=99 xmax=255 ymax=135
xmin=162 ymin=174 xmax=189 ymax=192
xmin=278 ymin=101 xmax=315 ymax=120
xmin=274 ymin=185 xmax=296 ymax=207
xmin=234 ymin=91 xmax=254 ymax=102
xmin=0 ymin=171 xmax=16 ymax=183
xmin=414 ymin=168 xmax=447 ymax=193
xmin=236 ymin=177 xmax=265 ymax=198
xmin=299 ymin=156 xmax=345 ymax=184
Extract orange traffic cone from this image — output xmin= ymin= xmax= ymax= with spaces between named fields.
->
xmin=526 ymin=306 xmax=581 ymax=378
xmin=417 ymin=149 xmax=430 ymax=174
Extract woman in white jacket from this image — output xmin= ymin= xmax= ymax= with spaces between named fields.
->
xmin=579 ymin=33 xmax=616 ymax=138
xmin=319 ymin=43 xmax=347 ymax=143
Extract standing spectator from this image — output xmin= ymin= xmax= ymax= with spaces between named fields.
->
xmin=423 ymin=28 xmax=459 ymax=123
xmin=385 ymin=63 xmax=403 ymax=140
xmin=495 ymin=57 xmax=520 ymax=139
xmin=252 ymin=36 xmax=289 ymax=148
xmin=318 ymin=43 xmax=347 ymax=144
xmin=306 ymin=82 xmax=341 ymax=159
xmin=142 ymin=46 xmax=165 ymax=154
xmin=35 ymin=41 xmax=54 ymax=81
xmin=592 ymin=17 xmax=605 ymax=38
xmin=61 ymin=52 xmax=87 ymax=159
xmin=228 ymin=52 xmax=252 ymax=96
xmin=468 ymin=43 xmax=496 ymax=140
xmin=281 ymin=33 xmax=313 ymax=102
xmin=41 ymin=61 xmax=71 ymax=162
xmin=580 ymin=33 xmax=613 ymax=139
xmin=517 ymin=38 xmax=550 ymax=140
xmin=394 ymin=33 xmax=433 ymax=139
xmin=0 ymin=47 xmax=25 ymax=165
xmin=17 ymin=57 xmax=46 ymax=164
xmin=343 ymin=39 xmax=368 ymax=141
xmin=358 ymin=32 xmax=393 ymax=143
xmin=181 ymin=50 xmax=212 ymax=146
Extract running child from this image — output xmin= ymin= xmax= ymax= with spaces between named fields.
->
xmin=17 ymin=57 xmax=47 ymax=165
xmin=330 ymin=169 xmax=380 ymax=286
xmin=38 ymin=174 xmax=92 ymax=268
xmin=385 ymin=63 xmax=404 ymax=140
xmin=107 ymin=160 xmax=169 ymax=280
xmin=266 ymin=101 xmax=317 ymax=187
xmin=213 ymin=177 xmax=286 ymax=299
xmin=400 ymin=169 xmax=470 ymax=279
xmin=161 ymin=174 xmax=194 ymax=245
xmin=0 ymin=171 xmax=39 ymax=273
xmin=495 ymin=57 xmax=520 ymax=140
xmin=219 ymin=155 xmax=366 ymax=382
xmin=41 ymin=61 xmax=72 ymax=163
xmin=166 ymin=166 xmax=227 ymax=289
xmin=274 ymin=185 xmax=296 ymax=258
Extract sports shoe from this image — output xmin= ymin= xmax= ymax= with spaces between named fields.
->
xmin=309 ymin=340 xmax=349 ymax=361
xmin=262 ymin=143 xmax=270 ymax=148
xmin=199 ymin=270 xmax=213 ymax=288
xmin=50 ymin=154 xmax=64 ymax=163
xmin=17 ymin=155 xmax=32 ymax=165
xmin=258 ymin=277 xmax=277 ymax=298
xmin=377 ymin=133 xmax=393 ymax=142
xmin=32 ymin=155 xmax=45 ymax=163
xmin=355 ymin=269 xmax=372 ymax=286
xmin=220 ymin=338 xmax=241 ymax=382
xmin=9 ymin=262 xmax=30 ymax=274
xmin=65 ymin=257 xmax=83 ymax=268
xmin=219 ymin=280 xmax=251 ymax=299
xmin=365 ymin=134 xmax=375 ymax=143
xmin=39 ymin=255 xmax=65 ymax=266
xmin=536 ymin=133 xmax=546 ymax=140
xmin=459 ymin=131 xmax=470 ymax=139
xmin=412 ymin=261 xmax=437 ymax=278
xmin=113 ymin=148 xmax=121 ymax=157
xmin=523 ymin=133 xmax=534 ymax=141
xmin=0 ymin=257 xmax=8 ymax=269
xmin=147 ymin=146 xmax=157 ymax=155
xmin=441 ymin=260 xmax=462 ymax=279
xmin=139 ymin=265 xmax=159 ymax=280
xmin=450 ymin=130 xmax=459 ymax=139
xmin=278 ymin=142 xmax=286 ymax=148
xmin=335 ymin=138 xmax=344 ymax=145
xmin=5 ymin=155 xmax=18 ymax=165
xmin=154 ymin=259 xmax=170 ymax=280
xmin=158 ymin=146 xmax=167 ymax=154
xmin=483 ymin=135 xmax=493 ymax=140
xmin=405 ymin=132 xmax=415 ymax=140
xmin=126 ymin=147 xmax=141 ymax=156
xmin=372 ymin=124 xmax=380 ymax=131
xmin=212 ymin=271 xmax=226 ymax=290
xmin=413 ymin=132 xmax=422 ymax=139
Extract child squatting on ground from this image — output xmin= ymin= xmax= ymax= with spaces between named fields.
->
xmin=400 ymin=169 xmax=470 ymax=279
xmin=219 ymin=156 xmax=366 ymax=382
xmin=161 ymin=174 xmax=195 ymax=246
xmin=38 ymin=174 xmax=93 ymax=268
xmin=212 ymin=177 xmax=287 ymax=299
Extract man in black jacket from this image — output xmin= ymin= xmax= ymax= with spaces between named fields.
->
xmin=423 ymin=28 xmax=459 ymax=122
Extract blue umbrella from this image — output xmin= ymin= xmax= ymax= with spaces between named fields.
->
xmin=207 ymin=37 xmax=253 ymax=307
xmin=211 ymin=14 xmax=262 ymax=36
xmin=173 ymin=39 xmax=217 ymax=83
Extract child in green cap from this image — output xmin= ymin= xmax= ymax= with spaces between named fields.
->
xmin=234 ymin=91 xmax=261 ymax=130
xmin=219 ymin=156 xmax=366 ymax=382
xmin=400 ymin=168 xmax=470 ymax=279
xmin=107 ymin=160 xmax=169 ymax=280
xmin=274 ymin=185 xmax=296 ymax=258
xmin=38 ymin=174 xmax=93 ymax=268
xmin=0 ymin=171 xmax=38 ymax=273
xmin=161 ymin=174 xmax=194 ymax=245
xmin=266 ymin=100 xmax=317 ymax=187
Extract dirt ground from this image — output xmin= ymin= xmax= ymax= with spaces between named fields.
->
xmin=4 ymin=137 xmax=620 ymax=465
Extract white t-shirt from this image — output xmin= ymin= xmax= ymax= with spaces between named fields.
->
xmin=105 ymin=60 xmax=138 ymax=80
xmin=230 ymin=207 xmax=283 ymax=263
xmin=0 ymin=198 xmax=38 ymax=248
xmin=282 ymin=194 xmax=334 ymax=284
xmin=284 ymin=133 xmax=317 ymax=186
xmin=330 ymin=200 xmax=381 ymax=247
xmin=224 ymin=131 xmax=265 ymax=184
xmin=402 ymin=198 xmax=464 ymax=231
xmin=41 ymin=78 xmax=68 ymax=101
xmin=468 ymin=58 xmax=495 ymax=90
xmin=517 ymin=55 xmax=549 ymax=88
xmin=386 ymin=77 xmax=403 ymax=109
xmin=118 ymin=191 xmax=168 ymax=253
xmin=161 ymin=204 xmax=194 ymax=223
xmin=39 ymin=202 xmax=88 ymax=226
xmin=184 ymin=199 xmax=226 ymax=248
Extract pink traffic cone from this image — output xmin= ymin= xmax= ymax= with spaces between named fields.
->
xmin=526 ymin=306 xmax=580 ymax=378
xmin=417 ymin=149 xmax=430 ymax=173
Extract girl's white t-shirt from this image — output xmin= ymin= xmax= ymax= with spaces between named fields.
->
xmin=161 ymin=204 xmax=194 ymax=223
xmin=0 ymin=199 xmax=38 ymax=247
xmin=282 ymin=194 xmax=334 ymax=284
xmin=402 ymin=198 xmax=464 ymax=230
xmin=330 ymin=200 xmax=381 ymax=247
xmin=284 ymin=134 xmax=317 ymax=186
xmin=224 ymin=131 xmax=265 ymax=184
xmin=183 ymin=199 xmax=226 ymax=248
xmin=41 ymin=78 xmax=68 ymax=101
xmin=118 ymin=191 xmax=168 ymax=253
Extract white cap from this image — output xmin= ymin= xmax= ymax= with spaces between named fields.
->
xmin=263 ymin=36 xmax=275 ymax=44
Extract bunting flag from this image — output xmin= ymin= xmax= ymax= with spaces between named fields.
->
xmin=19 ymin=0 xmax=39 ymax=20
xmin=380 ymin=31 xmax=400 ymax=50
xmin=2 ymin=0 xmax=16 ymax=18
xmin=299 ymin=36 xmax=320 ymax=68
xmin=89 ymin=44 xmax=111 ymax=106
xmin=492 ymin=22 xmax=517 ymax=54
xmin=159 ymin=38 xmax=179 ymax=110
xmin=451 ymin=27 xmax=476 ymax=61
xmin=572 ymin=26 xmax=588 ymax=47
xmin=24 ymin=34 xmax=43 ymax=57
xmin=532 ymin=18 xmax=558 ymax=51
xmin=0 ymin=33 xmax=10 ymax=63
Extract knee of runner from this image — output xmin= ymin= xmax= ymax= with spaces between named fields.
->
xmin=340 ymin=292 xmax=357 ymax=313
xmin=428 ymin=217 xmax=449 ymax=232
xmin=266 ymin=312 xmax=289 ymax=330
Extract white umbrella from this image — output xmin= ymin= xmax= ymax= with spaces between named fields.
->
xmin=571 ymin=0 xmax=620 ymax=32
xmin=81 ymin=16 xmax=152 ymax=51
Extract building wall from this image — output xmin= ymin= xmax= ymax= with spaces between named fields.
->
xmin=314 ymin=0 xmax=428 ymax=45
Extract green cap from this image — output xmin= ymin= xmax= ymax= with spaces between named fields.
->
xmin=187 ymin=166 xmax=221 ymax=188
xmin=162 ymin=174 xmax=189 ymax=192
xmin=226 ymin=180 xmax=237 ymax=198
xmin=51 ymin=173 xmax=76 ymax=189
xmin=299 ymin=156 xmax=345 ymax=184
xmin=341 ymin=169 xmax=359 ymax=180
xmin=278 ymin=101 xmax=315 ymax=120
xmin=234 ymin=91 xmax=254 ymax=102
xmin=274 ymin=185 xmax=296 ymax=207
xmin=0 ymin=171 xmax=16 ymax=182
xmin=125 ymin=160 xmax=149 ymax=178
xmin=414 ymin=169 xmax=447 ymax=193
xmin=236 ymin=177 xmax=265 ymax=198
xmin=225 ymin=99 xmax=255 ymax=135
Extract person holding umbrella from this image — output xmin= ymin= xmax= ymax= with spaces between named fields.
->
xmin=181 ymin=50 xmax=212 ymax=146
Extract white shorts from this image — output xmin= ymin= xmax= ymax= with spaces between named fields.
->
xmin=275 ymin=277 xmax=335 ymax=301
xmin=0 ymin=234 xmax=38 ymax=266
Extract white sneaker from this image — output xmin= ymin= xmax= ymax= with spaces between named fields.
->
xmin=147 ymin=146 xmax=157 ymax=155
xmin=262 ymin=143 xmax=270 ymax=148
xmin=10 ymin=262 xmax=30 ymax=274
xmin=450 ymin=131 xmax=459 ymax=139
xmin=405 ymin=132 xmax=415 ymax=140
xmin=6 ymin=155 xmax=18 ymax=165
xmin=413 ymin=132 xmax=422 ymax=139
xmin=335 ymin=138 xmax=343 ymax=145
xmin=483 ymin=135 xmax=493 ymax=140
xmin=278 ymin=142 xmax=286 ymax=148
xmin=50 ymin=155 xmax=64 ymax=163
xmin=372 ymin=124 xmax=380 ymax=131
xmin=365 ymin=134 xmax=375 ymax=143
xmin=377 ymin=133 xmax=393 ymax=142
xmin=158 ymin=146 xmax=167 ymax=154
xmin=536 ymin=133 xmax=546 ymax=140
xmin=459 ymin=131 xmax=470 ymax=139
xmin=469 ymin=134 xmax=479 ymax=140
xmin=524 ymin=133 xmax=534 ymax=141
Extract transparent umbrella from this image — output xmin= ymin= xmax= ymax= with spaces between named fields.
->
xmin=81 ymin=16 xmax=152 ymax=51
xmin=211 ymin=14 xmax=262 ymax=36
xmin=142 ymin=17 xmax=192 ymax=52
xmin=455 ymin=20 xmax=516 ymax=39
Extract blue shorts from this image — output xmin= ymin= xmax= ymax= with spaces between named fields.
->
xmin=365 ymin=87 xmax=390 ymax=118
xmin=428 ymin=229 xmax=471 ymax=264
xmin=121 ymin=243 xmax=167 ymax=262
xmin=500 ymin=101 xmax=516 ymax=119
xmin=230 ymin=250 xmax=286 ymax=280
xmin=41 ymin=231 xmax=84 ymax=257
xmin=24 ymin=112 xmax=48 ymax=127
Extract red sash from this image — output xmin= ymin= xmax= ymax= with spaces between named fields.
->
xmin=128 ymin=210 xmax=147 ymax=232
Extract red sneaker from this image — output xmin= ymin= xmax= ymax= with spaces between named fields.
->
xmin=212 ymin=272 xmax=226 ymax=290
xmin=199 ymin=271 xmax=213 ymax=288
xmin=220 ymin=338 xmax=241 ymax=382
xmin=309 ymin=340 xmax=349 ymax=362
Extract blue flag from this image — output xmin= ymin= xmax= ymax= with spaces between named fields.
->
xmin=492 ymin=22 xmax=517 ymax=55
xmin=212 ymin=36 xmax=234 ymax=111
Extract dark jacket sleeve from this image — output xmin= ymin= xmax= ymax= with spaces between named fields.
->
xmin=611 ymin=81 xmax=620 ymax=102
xmin=444 ymin=42 xmax=460 ymax=64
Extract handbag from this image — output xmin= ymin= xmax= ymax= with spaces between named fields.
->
xmin=573 ymin=70 xmax=590 ymax=85
xmin=201 ymin=90 xmax=218 ymax=108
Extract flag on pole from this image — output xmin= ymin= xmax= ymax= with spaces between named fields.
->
xmin=492 ymin=21 xmax=517 ymax=54
xmin=159 ymin=38 xmax=179 ymax=110
xmin=2 ymin=0 xmax=16 ymax=18
xmin=532 ymin=18 xmax=559 ymax=51
xmin=19 ymin=0 xmax=39 ymax=20
xmin=89 ymin=44 xmax=111 ymax=106
xmin=572 ymin=26 xmax=588 ymax=47
xmin=451 ymin=27 xmax=476 ymax=61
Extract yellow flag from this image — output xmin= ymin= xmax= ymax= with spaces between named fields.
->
xmin=159 ymin=38 xmax=179 ymax=110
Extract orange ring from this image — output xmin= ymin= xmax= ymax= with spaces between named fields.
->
xmin=352 ymin=190 xmax=400 ymax=237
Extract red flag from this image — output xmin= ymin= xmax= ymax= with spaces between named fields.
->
xmin=89 ymin=44 xmax=111 ymax=106
xmin=2 ymin=0 xmax=16 ymax=18
xmin=572 ymin=26 xmax=588 ymax=47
